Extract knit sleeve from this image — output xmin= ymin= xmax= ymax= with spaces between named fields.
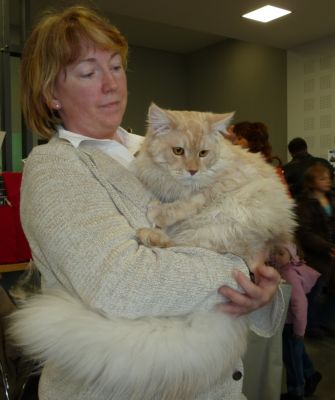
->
xmin=20 ymin=141 xmax=283 ymax=335
xmin=20 ymin=143 xmax=247 ymax=317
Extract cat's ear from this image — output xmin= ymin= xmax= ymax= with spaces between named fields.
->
xmin=147 ymin=103 xmax=172 ymax=136
xmin=210 ymin=112 xmax=235 ymax=136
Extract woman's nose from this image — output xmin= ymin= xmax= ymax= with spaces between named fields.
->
xmin=102 ymin=70 xmax=117 ymax=92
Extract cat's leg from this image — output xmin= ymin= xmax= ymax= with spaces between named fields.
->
xmin=147 ymin=193 xmax=206 ymax=228
xmin=137 ymin=227 xmax=174 ymax=248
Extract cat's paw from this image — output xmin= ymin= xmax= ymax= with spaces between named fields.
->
xmin=147 ymin=200 xmax=170 ymax=228
xmin=147 ymin=199 xmax=161 ymax=210
xmin=137 ymin=227 xmax=173 ymax=248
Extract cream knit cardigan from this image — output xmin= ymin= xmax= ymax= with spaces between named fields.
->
xmin=11 ymin=137 xmax=284 ymax=400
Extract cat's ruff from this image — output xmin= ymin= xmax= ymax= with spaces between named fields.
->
xmin=9 ymin=289 xmax=248 ymax=400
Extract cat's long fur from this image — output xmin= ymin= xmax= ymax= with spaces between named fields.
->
xmin=9 ymin=289 xmax=247 ymax=400
xmin=134 ymin=103 xmax=296 ymax=266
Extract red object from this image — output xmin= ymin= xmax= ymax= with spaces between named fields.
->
xmin=0 ymin=172 xmax=31 ymax=263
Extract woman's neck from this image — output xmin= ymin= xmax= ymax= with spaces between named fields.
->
xmin=313 ymin=190 xmax=325 ymax=199
xmin=313 ymin=190 xmax=329 ymax=206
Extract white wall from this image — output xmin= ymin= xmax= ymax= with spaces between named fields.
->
xmin=287 ymin=36 xmax=335 ymax=160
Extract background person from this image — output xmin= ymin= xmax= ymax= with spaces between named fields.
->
xmin=296 ymin=163 xmax=335 ymax=338
xmin=9 ymin=6 xmax=283 ymax=400
xmin=232 ymin=121 xmax=286 ymax=183
xmin=224 ymin=123 xmax=236 ymax=142
xmin=283 ymin=137 xmax=333 ymax=200
xmin=233 ymin=121 xmax=272 ymax=161
xmin=271 ymin=243 xmax=322 ymax=400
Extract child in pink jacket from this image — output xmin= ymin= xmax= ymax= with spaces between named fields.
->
xmin=272 ymin=242 xmax=322 ymax=400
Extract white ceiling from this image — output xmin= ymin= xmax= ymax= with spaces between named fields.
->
xmin=29 ymin=0 xmax=335 ymax=53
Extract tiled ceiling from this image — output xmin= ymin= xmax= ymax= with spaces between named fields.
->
xmin=29 ymin=0 xmax=335 ymax=53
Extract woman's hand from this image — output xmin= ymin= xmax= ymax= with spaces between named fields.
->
xmin=216 ymin=265 xmax=281 ymax=317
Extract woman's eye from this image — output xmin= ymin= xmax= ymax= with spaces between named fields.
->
xmin=111 ymin=64 xmax=122 ymax=72
xmin=172 ymin=147 xmax=184 ymax=156
xmin=81 ymin=71 xmax=95 ymax=78
xmin=199 ymin=150 xmax=209 ymax=157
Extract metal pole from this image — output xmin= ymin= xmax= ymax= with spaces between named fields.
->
xmin=20 ymin=0 xmax=33 ymax=158
xmin=0 ymin=0 xmax=12 ymax=170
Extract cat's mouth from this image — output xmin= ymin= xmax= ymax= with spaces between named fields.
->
xmin=179 ymin=174 xmax=208 ymax=189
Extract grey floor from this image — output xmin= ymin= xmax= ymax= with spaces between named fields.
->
xmin=302 ymin=335 xmax=335 ymax=400
xmin=279 ymin=334 xmax=335 ymax=400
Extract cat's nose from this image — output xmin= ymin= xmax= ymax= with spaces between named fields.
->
xmin=188 ymin=170 xmax=198 ymax=176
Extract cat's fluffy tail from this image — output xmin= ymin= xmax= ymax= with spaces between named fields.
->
xmin=8 ymin=289 xmax=248 ymax=400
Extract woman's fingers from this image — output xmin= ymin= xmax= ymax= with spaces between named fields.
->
xmin=217 ymin=266 xmax=281 ymax=316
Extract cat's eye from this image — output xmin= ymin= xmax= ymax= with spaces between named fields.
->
xmin=199 ymin=150 xmax=209 ymax=157
xmin=172 ymin=147 xmax=184 ymax=155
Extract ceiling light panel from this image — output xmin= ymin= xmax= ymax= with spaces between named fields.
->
xmin=242 ymin=5 xmax=291 ymax=23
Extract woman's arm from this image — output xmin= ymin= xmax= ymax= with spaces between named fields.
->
xmin=217 ymin=264 xmax=284 ymax=337
xmin=21 ymin=143 xmax=249 ymax=317
xmin=217 ymin=265 xmax=281 ymax=316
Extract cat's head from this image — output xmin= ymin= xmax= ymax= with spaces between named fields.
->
xmin=142 ymin=103 xmax=234 ymax=189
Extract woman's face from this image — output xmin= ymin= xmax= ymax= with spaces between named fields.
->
xmin=53 ymin=45 xmax=127 ymax=139
xmin=314 ymin=172 xmax=332 ymax=193
xmin=233 ymin=135 xmax=249 ymax=149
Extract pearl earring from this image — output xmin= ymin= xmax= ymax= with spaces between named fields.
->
xmin=52 ymin=101 xmax=61 ymax=110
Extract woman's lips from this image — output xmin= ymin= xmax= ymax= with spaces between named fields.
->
xmin=99 ymin=101 xmax=120 ymax=111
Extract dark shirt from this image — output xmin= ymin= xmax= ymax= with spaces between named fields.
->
xmin=283 ymin=153 xmax=333 ymax=199
xmin=296 ymin=191 xmax=335 ymax=282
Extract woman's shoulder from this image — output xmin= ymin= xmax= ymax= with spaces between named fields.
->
xmin=26 ymin=137 xmax=80 ymax=165
xmin=22 ymin=138 xmax=89 ymax=184
xmin=32 ymin=136 xmax=73 ymax=152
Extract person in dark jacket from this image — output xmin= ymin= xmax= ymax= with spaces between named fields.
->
xmin=296 ymin=163 xmax=335 ymax=336
xmin=283 ymin=137 xmax=333 ymax=200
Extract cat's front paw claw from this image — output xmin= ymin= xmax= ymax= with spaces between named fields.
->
xmin=137 ymin=227 xmax=173 ymax=248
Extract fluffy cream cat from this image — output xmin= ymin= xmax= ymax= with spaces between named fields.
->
xmin=134 ymin=103 xmax=296 ymax=268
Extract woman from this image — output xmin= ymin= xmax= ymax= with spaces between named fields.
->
xmin=296 ymin=163 xmax=335 ymax=336
xmin=10 ymin=6 xmax=283 ymax=400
